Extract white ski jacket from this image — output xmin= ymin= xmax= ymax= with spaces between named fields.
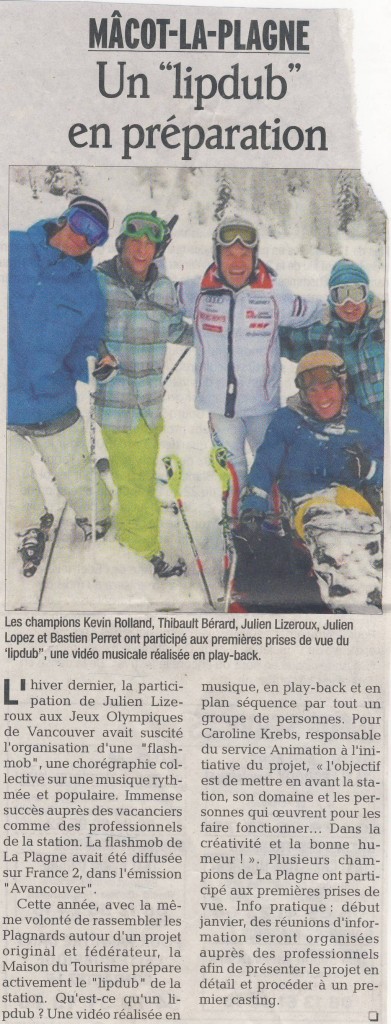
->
xmin=178 ymin=262 xmax=323 ymax=418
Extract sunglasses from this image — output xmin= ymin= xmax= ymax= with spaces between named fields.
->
xmin=120 ymin=213 xmax=167 ymax=245
xmin=329 ymin=283 xmax=368 ymax=306
xmin=216 ymin=223 xmax=258 ymax=248
xmin=64 ymin=208 xmax=108 ymax=247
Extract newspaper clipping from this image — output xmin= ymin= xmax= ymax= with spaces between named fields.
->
xmin=0 ymin=3 xmax=388 ymax=1024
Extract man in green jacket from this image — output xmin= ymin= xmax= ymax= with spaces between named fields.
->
xmin=95 ymin=212 xmax=192 ymax=578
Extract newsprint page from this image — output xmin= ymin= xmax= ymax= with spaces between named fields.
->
xmin=0 ymin=3 xmax=389 ymax=1024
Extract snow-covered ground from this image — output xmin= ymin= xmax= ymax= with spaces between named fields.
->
xmin=7 ymin=169 xmax=385 ymax=612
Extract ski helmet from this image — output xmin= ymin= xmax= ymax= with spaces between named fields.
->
xmin=295 ymin=350 xmax=347 ymax=393
xmin=57 ymin=196 xmax=110 ymax=247
xmin=213 ymin=215 xmax=259 ymax=275
xmin=67 ymin=195 xmax=109 ymax=230
xmin=116 ymin=212 xmax=175 ymax=258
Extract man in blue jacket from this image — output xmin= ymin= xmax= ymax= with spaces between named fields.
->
xmin=8 ymin=195 xmax=112 ymax=576
xmin=237 ymin=350 xmax=383 ymax=613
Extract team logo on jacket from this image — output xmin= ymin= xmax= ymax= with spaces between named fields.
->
xmin=199 ymin=308 xmax=226 ymax=333
xmin=246 ymin=298 xmax=273 ymax=330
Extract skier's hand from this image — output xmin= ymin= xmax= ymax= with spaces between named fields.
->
xmin=343 ymin=443 xmax=372 ymax=482
xmin=235 ymin=510 xmax=266 ymax=555
xmin=93 ymin=354 xmax=119 ymax=383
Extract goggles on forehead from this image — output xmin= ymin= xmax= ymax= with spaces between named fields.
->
xmin=120 ymin=213 xmax=167 ymax=245
xmin=329 ymin=283 xmax=368 ymax=306
xmin=63 ymin=208 xmax=108 ymax=247
xmin=216 ymin=223 xmax=258 ymax=249
xmin=296 ymin=367 xmax=342 ymax=392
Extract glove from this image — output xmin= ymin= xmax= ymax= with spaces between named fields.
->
xmin=93 ymin=355 xmax=119 ymax=383
xmin=234 ymin=510 xmax=266 ymax=556
xmin=361 ymin=485 xmax=383 ymax=520
xmin=343 ymin=443 xmax=372 ymax=483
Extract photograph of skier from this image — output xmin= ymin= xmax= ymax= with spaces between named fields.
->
xmin=177 ymin=213 xmax=323 ymax=520
xmin=6 ymin=167 xmax=385 ymax=613
xmin=7 ymin=195 xmax=112 ymax=578
xmin=94 ymin=210 xmax=192 ymax=577
xmin=234 ymin=351 xmax=383 ymax=615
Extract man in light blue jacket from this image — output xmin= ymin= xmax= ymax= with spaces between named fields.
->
xmin=8 ymin=196 xmax=112 ymax=576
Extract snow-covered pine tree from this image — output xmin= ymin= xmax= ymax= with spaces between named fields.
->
xmin=28 ymin=169 xmax=39 ymax=200
xmin=44 ymin=166 xmax=84 ymax=198
xmin=357 ymin=176 xmax=386 ymax=245
xmin=136 ymin=167 xmax=167 ymax=200
xmin=336 ymin=170 xmax=359 ymax=232
xmin=309 ymin=170 xmax=338 ymax=255
xmin=215 ymin=170 xmax=233 ymax=220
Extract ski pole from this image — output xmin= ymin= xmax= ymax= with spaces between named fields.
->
xmin=163 ymin=454 xmax=215 ymax=610
xmin=163 ymin=347 xmax=191 ymax=389
xmin=210 ymin=446 xmax=234 ymax=592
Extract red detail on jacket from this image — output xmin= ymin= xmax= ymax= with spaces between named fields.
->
xmin=200 ymin=262 xmax=273 ymax=292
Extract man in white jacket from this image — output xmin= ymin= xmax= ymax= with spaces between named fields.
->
xmin=178 ymin=214 xmax=323 ymax=518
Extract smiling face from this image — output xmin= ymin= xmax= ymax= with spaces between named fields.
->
xmin=121 ymin=235 xmax=157 ymax=280
xmin=335 ymin=299 xmax=367 ymax=324
xmin=219 ymin=242 xmax=254 ymax=290
xmin=50 ymin=223 xmax=94 ymax=258
xmin=306 ymin=379 xmax=344 ymax=420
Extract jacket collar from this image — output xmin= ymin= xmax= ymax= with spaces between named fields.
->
xmin=116 ymin=256 xmax=158 ymax=295
xmin=27 ymin=220 xmax=93 ymax=273
xmin=201 ymin=260 xmax=275 ymax=292
xmin=287 ymin=390 xmax=348 ymax=431
xmin=97 ymin=254 xmax=158 ymax=296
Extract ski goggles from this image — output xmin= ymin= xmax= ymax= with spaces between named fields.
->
xmin=296 ymin=366 xmax=342 ymax=391
xmin=329 ymin=283 xmax=368 ymax=306
xmin=63 ymin=207 xmax=108 ymax=246
xmin=120 ymin=213 xmax=167 ymax=245
xmin=215 ymin=223 xmax=258 ymax=248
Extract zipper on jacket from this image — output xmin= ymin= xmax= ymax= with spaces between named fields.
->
xmin=225 ymin=292 xmax=237 ymax=418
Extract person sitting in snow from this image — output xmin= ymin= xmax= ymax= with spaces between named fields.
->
xmin=94 ymin=211 xmax=193 ymax=578
xmin=177 ymin=213 xmax=323 ymax=521
xmin=236 ymin=351 xmax=383 ymax=613
xmin=279 ymin=258 xmax=384 ymax=423
xmin=7 ymin=195 xmax=112 ymax=578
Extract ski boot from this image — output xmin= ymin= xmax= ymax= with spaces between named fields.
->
xmin=150 ymin=552 xmax=187 ymax=579
xmin=76 ymin=516 xmax=111 ymax=541
xmin=18 ymin=513 xmax=54 ymax=578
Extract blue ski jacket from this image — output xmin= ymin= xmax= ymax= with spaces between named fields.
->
xmin=8 ymin=220 xmax=105 ymax=425
xmin=242 ymin=396 xmax=383 ymax=514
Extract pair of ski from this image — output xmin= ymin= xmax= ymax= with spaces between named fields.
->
xmin=165 ymin=448 xmax=271 ymax=613
xmin=164 ymin=449 xmax=239 ymax=612
xmin=23 ymin=450 xmax=234 ymax=613
xmin=165 ymin=448 xmax=240 ymax=612
xmin=209 ymin=446 xmax=259 ymax=613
